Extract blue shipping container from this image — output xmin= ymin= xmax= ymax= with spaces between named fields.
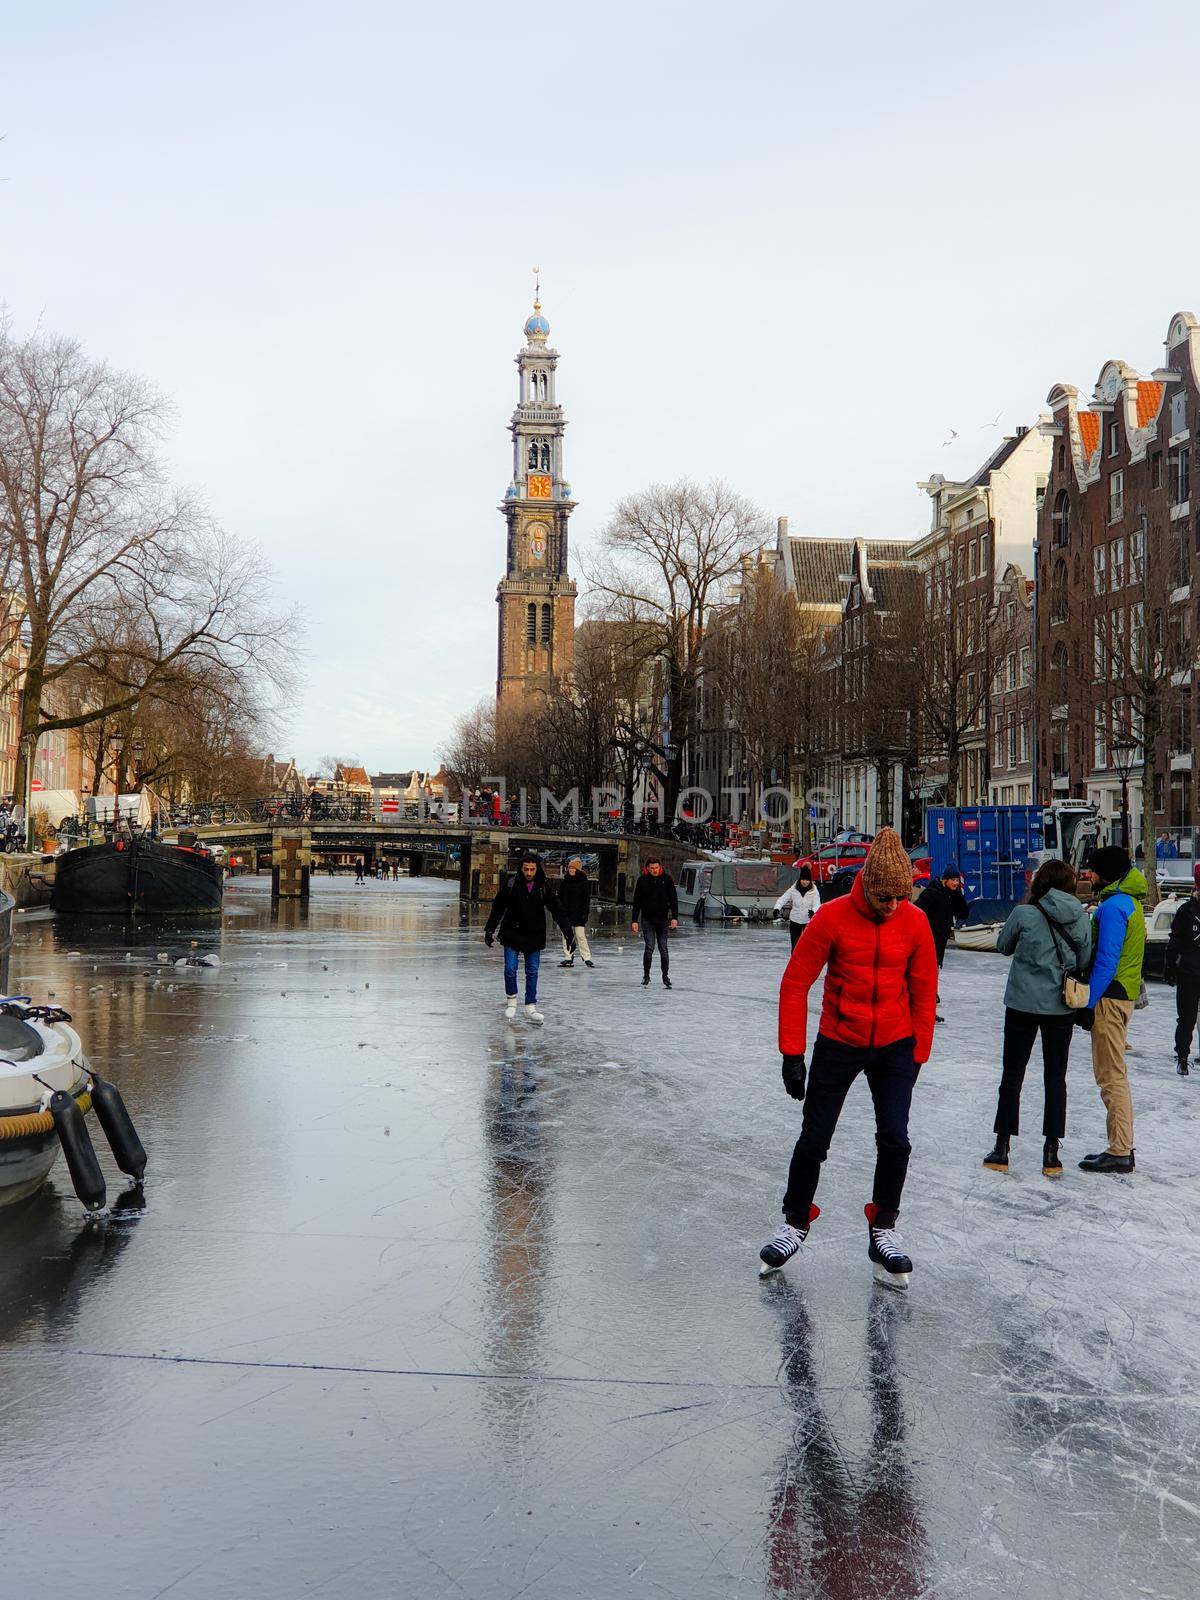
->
xmin=926 ymin=806 xmax=1045 ymax=911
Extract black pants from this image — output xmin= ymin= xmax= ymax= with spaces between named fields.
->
xmin=641 ymin=919 xmax=669 ymax=976
xmin=994 ymin=1008 xmax=1074 ymax=1139
xmin=1175 ymin=978 xmax=1200 ymax=1062
xmin=782 ymin=1034 xmax=917 ymax=1229
xmin=789 ymin=922 xmax=804 ymax=951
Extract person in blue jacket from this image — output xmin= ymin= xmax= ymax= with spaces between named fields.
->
xmin=1077 ymin=846 xmax=1146 ymax=1174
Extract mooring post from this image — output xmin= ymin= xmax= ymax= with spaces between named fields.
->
xmin=272 ymin=827 xmax=311 ymax=901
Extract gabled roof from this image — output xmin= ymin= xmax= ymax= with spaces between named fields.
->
xmin=1077 ymin=411 xmax=1101 ymax=457
xmin=1136 ymin=381 xmax=1165 ymax=428
xmin=782 ymin=535 xmax=913 ymax=606
xmin=966 ymin=431 xmax=1026 ymax=489
xmin=372 ymin=770 xmax=418 ymax=787
xmin=336 ymin=764 xmax=371 ymax=787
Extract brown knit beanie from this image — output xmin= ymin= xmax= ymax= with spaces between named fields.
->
xmin=860 ymin=827 xmax=913 ymax=900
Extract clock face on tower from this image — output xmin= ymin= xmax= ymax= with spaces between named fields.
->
xmin=527 ymin=473 xmax=552 ymax=500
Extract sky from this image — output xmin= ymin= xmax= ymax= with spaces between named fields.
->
xmin=3 ymin=1 xmax=1199 ymax=770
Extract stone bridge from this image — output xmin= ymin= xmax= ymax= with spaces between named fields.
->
xmin=159 ymin=819 xmax=702 ymax=903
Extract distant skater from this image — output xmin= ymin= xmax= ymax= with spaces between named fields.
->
xmin=774 ymin=864 xmax=820 ymax=951
xmin=484 ymin=852 xmax=576 ymax=1024
xmin=1164 ymin=864 xmax=1200 ymax=1075
xmin=914 ymin=864 xmax=967 ymax=1021
xmin=355 ymin=858 xmax=365 ymax=885
xmin=631 ymin=856 xmax=678 ymax=989
xmin=558 ymin=857 xmax=595 ymax=968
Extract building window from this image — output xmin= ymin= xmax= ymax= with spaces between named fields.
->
xmin=1131 ymin=601 xmax=1145 ymax=670
xmin=1109 ymin=421 xmax=1120 ymax=456
xmin=1006 ymin=652 xmax=1017 ymax=690
xmin=1093 ymin=618 xmax=1106 ymax=681
xmin=1109 ymin=470 xmax=1124 ymax=522
xmin=1020 ymin=721 xmax=1030 ymax=763
xmin=1051 ymin=642 xmax=1069 ymax=701
xmin=1174 ymin=446 xmax=1191 ymax=506
xmin=1051 ymin=560 xmax=1068 ymax=622
xmin=1006 ymin=599 xmax=1016 ymax=628
xmin=968 ymin=540 xmax=977 ymax=578
xmin=1094 ymin=710 xmax=1107 ymax=770
xmin=1130 ymin=519 xmax=1145 ymax=578
xmin=1111 ymin=535 xmax=1125 ymax=590
xmin=1093 ymin=544 xmax=1106 ymax=594
xmin=526 ymin=603 xmax=537 ymax=645
xmin=1151 ymin=451 xmax=1163 ymax=489
xmin=1171 ymin=387 xmax=1188 ymax=437
xmin=1020 ymin=645 xmax=1030 ymax=685
xmin=1051 ymin=490 xmax=1070 ymax=548
xmin=540 ymin=603 xmax=552 ymax=646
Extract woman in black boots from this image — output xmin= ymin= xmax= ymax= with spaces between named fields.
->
xmin=983 ymin=860 xmax=1092 ymax=1177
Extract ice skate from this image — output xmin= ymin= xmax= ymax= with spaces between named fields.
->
xmin=641 ymin=973 xmax=651 ymax=987
xmin=1042 ymin=1138 xmax=1063 ymax=1178
xmin=504 ymin=997 xmax=517 ymax=1022
xmin=662 ymin=975 xmax=672 ymax=989
xmin=584 ymin=959 xmax=595 ymax=968
xmin=865 ymin=1203 xmax=912 ymax=1290
xmin=982 ymin=1133 xmax=1010 ymax=1172
xmin=559 ymin=958 xmax=574 ymax=968
xmin=1176 ymin=1056 xmax=1190 ymax=1076
xmin=524 ymin=1004 xmax=544 ymax=1025
xmin=758 ymin=1205 xmax=819 ymax=1276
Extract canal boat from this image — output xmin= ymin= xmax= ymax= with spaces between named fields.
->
xmin=952 ymin=922 xmax=1004 ymax=952
xmin=51 ymin=832 xmax=224 ymax=916
xmin=676 ymin=858 xmax=797 ymax=921
xmin=0 ymin=1005 xmax=95 ymax=1205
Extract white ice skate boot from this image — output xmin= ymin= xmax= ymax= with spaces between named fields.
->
xmin=525 ymin=1003 xmax=544 ymax=1025
xmin=504 ymin=997 xmax=517 ymax=1021
xmin=865 ymin=1202 xmax=912 ymax=1290
xmin=758 ymin=1205 xmax=819 ymax=1276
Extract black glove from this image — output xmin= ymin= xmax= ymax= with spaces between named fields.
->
xmin=1165 ymin=968 xmax=1178 ymax=988
xmin=484 ymin=930 xmax=495 ymax=948
xmin=1074 ymin=1006 xmax=1095 ymax=1032
xmin=781 ymin=1054 xmax=807 ymax=1100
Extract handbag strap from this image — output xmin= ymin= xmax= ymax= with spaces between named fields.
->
xmin=1035 ymin=900 xmax=1071 ymax=980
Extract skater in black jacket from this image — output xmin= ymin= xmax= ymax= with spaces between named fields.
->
xmin=915 ymin=865 xmax=967 ymax=1021
xmin=631 ymin=857 xmax=678 ymax=988
xmin=1164 ymin=864 xmax=1200 ymax=1075
xmin=484 ymin=853 xmax=575 ymax=1024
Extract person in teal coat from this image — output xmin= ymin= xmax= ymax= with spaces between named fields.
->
xmin=983 ymin=860 xmax=1092 ymax=1178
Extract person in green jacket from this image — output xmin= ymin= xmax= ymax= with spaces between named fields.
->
xmin=983 ymin=860 xmax=1092 ymax=1177
xmin=1076 ymin=848 xmax=1146 ymax=1174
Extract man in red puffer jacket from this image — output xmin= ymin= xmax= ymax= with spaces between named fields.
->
xmin=758 ymin=827 xmax=938 ymax=1288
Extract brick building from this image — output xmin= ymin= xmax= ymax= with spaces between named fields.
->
xmin=913 ymin=426 xmax=1048 ymax=809
xmin=1035 ymin=311 xmax=1200 ymax=840
xmin=496 ymin=293 xmax=577 ymax=704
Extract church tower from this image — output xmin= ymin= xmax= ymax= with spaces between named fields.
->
xmin=496 ymin=288 xmax=577 ymax=704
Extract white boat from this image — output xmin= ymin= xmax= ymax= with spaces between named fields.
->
xmin=676 ymin=858 xmax=798 ymax=920
xmin=952 ymin=922 xmax=1004 ymax=952
xmin=0 ymin=1007 xmax=93 ymax=1205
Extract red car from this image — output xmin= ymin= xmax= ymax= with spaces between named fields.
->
xmin=793 ymin=841 xmax=872 ymax=884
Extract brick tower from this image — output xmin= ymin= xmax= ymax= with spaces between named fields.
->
xmin=496 ymin=288 xmax=577 ymax=703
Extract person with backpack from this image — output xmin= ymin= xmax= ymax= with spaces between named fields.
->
xmin=631 ymin=856 xmax=679 ymax=989
xmin=557 ymin=857 xmax=595 ymax=969
xmin=1164 ymin=864 xmax=1200 ymax=1075
xmin=484 ymin=852 xmax=576 ymax=1024
xmin=774 ymin=865 xmax=821 ymax=951
xmin=982 ymin=860 xmax=1092 ymax=1178
xmin=1077 ymin=846 xmax=1147 ymax=1174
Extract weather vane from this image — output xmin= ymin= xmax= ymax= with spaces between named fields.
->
xmin=532 ymin=265 xmax=541 ymax=306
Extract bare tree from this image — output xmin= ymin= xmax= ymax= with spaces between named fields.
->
xmin=441 ymin=702 xmax=497 ymax=790
xmin=586 ymin=479 xmax=769 ymax=816
xmin=708 ymin=557 xmax=800 ymax=812
xmin=0 ymin=323 xmax=298 ymax=814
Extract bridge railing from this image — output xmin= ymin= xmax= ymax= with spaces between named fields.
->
xmin=167 ymin=795 xmax=378 ymax=827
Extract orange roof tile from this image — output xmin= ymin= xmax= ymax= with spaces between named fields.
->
xmin=1135 ymin=381 xmax=1164 ymax=428
xmin=1077 ymin=410 xmax=1100 ymax=457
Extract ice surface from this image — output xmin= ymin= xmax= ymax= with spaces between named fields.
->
xmin=0 ymin=879 xmax=1196 ymax=1598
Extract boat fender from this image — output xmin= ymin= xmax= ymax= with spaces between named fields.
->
xmin=88 ymin=1075 xmax=147 ymax=1182
xmin=47 ymin=1089 xmax=106 ymax=1212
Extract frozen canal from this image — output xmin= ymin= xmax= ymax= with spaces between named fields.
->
xmin=1 ymin=875 xmax=1198 ymax=1599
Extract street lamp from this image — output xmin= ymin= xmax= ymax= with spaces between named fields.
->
xmin=1111 ymin=734 xmax=1137 ymax=852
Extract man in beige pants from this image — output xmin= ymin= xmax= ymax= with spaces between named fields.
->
xmin=1078 ymin=847 xmax=1146 ymax=1174
xmin=557 ymin=858 xmax=595 ymax=969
